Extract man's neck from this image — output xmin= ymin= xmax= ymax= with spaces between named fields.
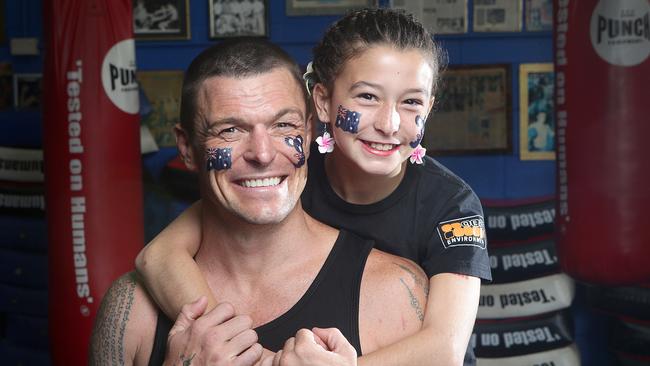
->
xmin=193 ymin=203 xmax=338 ymax=326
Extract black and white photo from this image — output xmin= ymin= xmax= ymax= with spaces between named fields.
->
xmin=210 ymin=0 xmax=267 ymax=39
xmin=390 ymin=0 xmax=467 ymax=34
xmin=13 ymin=73 xmax=42 ymax=110
xmin=133 ymin=0 xmax=190 ymax=40
xmin=473 ymin=0 xmax=522 ymax=32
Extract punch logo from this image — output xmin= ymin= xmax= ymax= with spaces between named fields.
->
xmin=590 ymin=0 xmax=650 ymax=66
xmin=437 ymin=215 xmax=486 ymax=249
xmin=101 ymin=39 xmax=139 ymax=114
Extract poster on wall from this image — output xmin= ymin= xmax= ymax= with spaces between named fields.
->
xmin=519 ymin=63 xmax=555 ymax=160
xmin=137 ymin=71 xmax=184 ymax=147
xmin=473 ymin=0 xmax=522 ymax=32
xmin=525 ymin=0 xmax=552 ymax=31
xmin=286 ymin=0 xmax=375 ymax=16
xmin=209 ymin=0 xmax=268 ymax=38
xmin=390 ymin=0 xmax=467 ymax=34
xmin=133 ymin=0 xmax=190 ymax=40
xmin=423 ymin=65 xmax=511 ymax=155
xmin=13 ymin=73 xmax=42 ymax=110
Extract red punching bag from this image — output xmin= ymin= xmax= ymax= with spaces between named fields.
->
xmin=42 ymin=1 xmax=143 ymax=364
xmin=555 ymin=0 xmax=650 ymax=284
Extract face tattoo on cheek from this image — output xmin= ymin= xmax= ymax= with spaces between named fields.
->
xmin=284 ymin=135 xmax=306 ymax=168
xmin=206 ymin=147 xmax=232 ymax=171
xmin=409 ymin=115 xmax=425 ymax=148
xmin=335 ymin=105 xmax=361 ymax=134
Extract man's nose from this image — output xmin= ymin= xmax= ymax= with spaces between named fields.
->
xmin=373 ymin=104 xmax=400 ymax=135
xmin=242 ymin=125 xmax=277 ymax=166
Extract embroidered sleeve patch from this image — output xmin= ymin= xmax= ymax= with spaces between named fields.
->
xmin=437 ymin=215 xmax=487 ymax=249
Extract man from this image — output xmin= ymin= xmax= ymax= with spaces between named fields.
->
xmin=89 ymin=39 xmax=428 ymax=365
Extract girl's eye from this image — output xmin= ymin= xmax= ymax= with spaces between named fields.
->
xmin=404 ymin=99 xmax=423 ymax=106
xmin=357 ymin=93 xmax=376 ymax=101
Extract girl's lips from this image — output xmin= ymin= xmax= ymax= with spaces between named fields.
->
xmin=360 ymin=140 xmax=400 ymax=156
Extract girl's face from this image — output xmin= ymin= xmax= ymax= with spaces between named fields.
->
xmin=314 ymin=45 xmax=434 ymax=177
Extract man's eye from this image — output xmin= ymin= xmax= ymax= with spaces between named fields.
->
xmin=220 ymin=127 xmax=237 ymax=135
xmin=276 ymin=122 xmax=296 ymax=129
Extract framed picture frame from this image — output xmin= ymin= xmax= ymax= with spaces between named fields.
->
xmin=133 ymin=0 xmax=190 ymax=40
xmin=422 ymin=64 xmax=511 ymax=155
xmin=525 ymin=0 xmax=553 ymax=31
xmin=286 ymin=0 xmax=375 ymax=16
xmin=137 ymin=70 xmax=184 ymax=148
xmin=209 ymin=0 xmax=268 ymax=38
xmin=13 ymin=73 xmax=42 ymax=110
xmin=473 ymin=0 xmax=522 ymax=32
xmin=390 ymin=0 xmax=468 ymax=34
xmin=519 ymin=63 xmax=555 ymax=160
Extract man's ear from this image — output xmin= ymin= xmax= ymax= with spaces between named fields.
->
xmin=174 ymin=123 xmax=198 ymax=171
xmin=304 ymin=112 xmax=314 ymax=160
xmin=312 ymin=83 xmax=332 ymax=128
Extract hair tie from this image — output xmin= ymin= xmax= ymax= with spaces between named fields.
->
xmin=302 ymin=61 xmax=316 ymax=96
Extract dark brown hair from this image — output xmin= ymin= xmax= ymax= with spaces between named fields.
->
xmin=312 ymin=8 xmax=447 ymax=95
xmin=180 ymin=38 xmax=307 ymax=142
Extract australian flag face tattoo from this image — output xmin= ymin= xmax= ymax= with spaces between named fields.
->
xmin=409 ymin=115 xmax=425 ymax=148
xmin=335 ymin=105 xmax=361 ymax=134
xmin=284 ymin=135 xmax=306 ymax=168
xmin=206 ymin=147 xmax=232 ymax=171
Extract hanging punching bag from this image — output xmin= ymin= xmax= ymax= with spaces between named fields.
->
xmin=42 ymin=1 xmax=143 ymax=364
xmin=555 ymin=0 xmax=650 ymax=284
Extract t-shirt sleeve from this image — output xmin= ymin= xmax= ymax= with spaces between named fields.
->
xmin=420 ymin=187 xmax=493 ymax=282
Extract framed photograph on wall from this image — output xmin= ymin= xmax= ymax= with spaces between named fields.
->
xmin=390 ymin=0 xmax=467 ymax=34
xmin=473 ymin=0 xmax=522 ymax=32
xmin=209 ymin=0 xmax=268 ymax=38
xmin=525 ymin=0 xmax=553 ymax=31
xmin=286 ymin=0 xmax=375 ymax=16
xmin=13 ymin=73 xmax=42 ymax=110
xmin=423 ymin=65 xmax=511 ymax=155
xmin=137 ymin=71 xmax=184 ymax=148
xmin=519 ymin=63 xmax=555 ymax=160
xmin=133 ymin=0 xmax=190 ymax=40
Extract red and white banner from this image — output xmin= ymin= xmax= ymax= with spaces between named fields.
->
xmin=43 ymin=1 xmax=143 ymax=364
xmin=554 ymin=0 xmax=650 ymax=284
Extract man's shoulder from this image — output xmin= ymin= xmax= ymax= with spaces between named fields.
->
xmin=89 ymin=271 xmax=159 ymax=366
xmin=358 ymin=249 xmax=428 ymax=352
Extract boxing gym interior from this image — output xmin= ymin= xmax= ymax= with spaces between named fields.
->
xmin=1 ymin=0 xmax=648 ymax=365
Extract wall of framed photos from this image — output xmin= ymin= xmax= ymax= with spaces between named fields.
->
xmin=0 ymin=2 xmax=623 ymax=366
xmin=0 ymin=0 xmax=556 ymax=202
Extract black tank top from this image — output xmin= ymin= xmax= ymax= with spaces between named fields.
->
xmin=148 ymin=230 xmax=373 ymax=365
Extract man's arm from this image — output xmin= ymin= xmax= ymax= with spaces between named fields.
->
xmin=358 ymin=251 xmax=430 ymax=354
xmin=135 ymin=200 xmax=218 ymax=318
xmin=89 ymin=272 xmax=157 ymax=366
xmin=358 ymin=273 xmax=481 ymax=366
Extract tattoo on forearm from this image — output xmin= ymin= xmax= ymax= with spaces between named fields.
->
xmin=399 ymin=278 xmax=425 ymax=322
xmin=181 ymin=353 xmax=196 ymax=366
xmin=89 ymin=272 xmax=137 ymax=365
xmin=394 ymin=263 xmax=430 ymax=296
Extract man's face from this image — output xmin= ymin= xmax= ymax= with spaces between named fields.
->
xmin=189 ymin=68 xmax=310 ymax=225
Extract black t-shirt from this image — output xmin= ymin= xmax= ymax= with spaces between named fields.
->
xmin=302 ymin=146 xmax=491 ymax=366
xmin=302 ymin=144 xmax=492 ymax=281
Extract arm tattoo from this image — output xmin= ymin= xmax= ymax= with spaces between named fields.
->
xmin=89 ymin=272 xmax=137 ymax=366
xmin=394 ymin=263 xmax=430 ymax=296
xmin=399 ymin=278 xmax=425 ymax=322
xmin=181 ymin=353 xmax=196 ymax=366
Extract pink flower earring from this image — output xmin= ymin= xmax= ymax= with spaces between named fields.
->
xmin=316 ymin=131 xmax=335 ymax=154
xmin=409 ymin=145 xmax=426 ymax=165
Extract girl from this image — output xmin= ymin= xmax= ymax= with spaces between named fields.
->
xmin=137 ymin=8 xmax=491 ymax=366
